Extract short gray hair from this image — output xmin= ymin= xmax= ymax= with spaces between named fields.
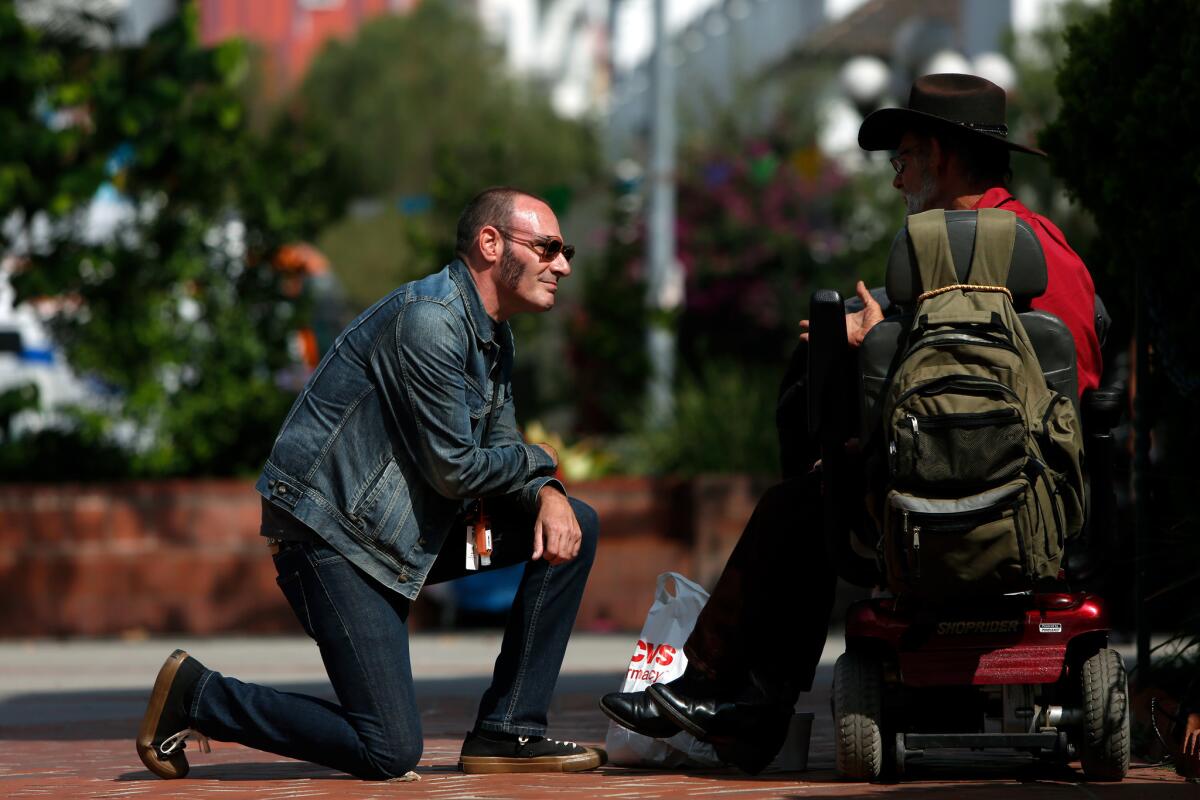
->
xmin=455 ymin=187 xmax=547 ymax=257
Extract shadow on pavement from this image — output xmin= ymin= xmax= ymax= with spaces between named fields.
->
xmin=593 ymin=752 xmax=1190 ymax=793
xmin=0 ymin=672 xmax=621 ymax=741
xmin=117 ymin=762 xmax=351 ymax=781
xmin=116 ymin=762 xmax=508 ymax=782
xmin=7 ymin=666 xmax=1193 ymax=795
xmin=109 ymin=762 xmax=1192 ymax=795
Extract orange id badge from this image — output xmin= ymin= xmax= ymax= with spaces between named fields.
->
xmin=465 ymin=502 xmax=492 ymax=570
xmin=474 ymin=503 xmax=492 ymax=567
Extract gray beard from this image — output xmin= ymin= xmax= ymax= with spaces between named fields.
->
xmin=904 ymin=171 xmax=938 ymax=214
xmin=498 ymin=247 xmax=523 ymax=291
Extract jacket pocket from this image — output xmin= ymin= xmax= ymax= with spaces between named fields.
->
xmin=347 ymin=458 xmax=410 ymax=542
xmin=273 ymin=552 xmax=314 ymax=640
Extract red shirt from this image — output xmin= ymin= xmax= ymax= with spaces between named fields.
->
xmin=973 ymin=187 xmax=1102 ymax=394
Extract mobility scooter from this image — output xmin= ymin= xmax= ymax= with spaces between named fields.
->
xmin=807 ymin=210 xmax=1129 ymax=781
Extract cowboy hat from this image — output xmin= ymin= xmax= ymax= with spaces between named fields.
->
xmin=858 ymin=73 xmax=1045 ymax=156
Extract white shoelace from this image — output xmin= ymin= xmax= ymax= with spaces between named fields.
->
xmin=518 ymin=736 xmax=579 ymax=749
xmin=158 ymin=728 xmax=211 ymax=756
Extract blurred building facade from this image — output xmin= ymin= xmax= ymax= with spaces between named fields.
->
xmin=474 ymin=0 xmax=613 ymax=119
xmin=602 ymin=0 xmax=1106 ymax=163
xmin=196 ymin=0 xmax=421 ymax=96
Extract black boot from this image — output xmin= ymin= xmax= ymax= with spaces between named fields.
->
xmin=649 ymin=669 xmax=797 ymax=774
xmin=711 ymin=704 xmax=793 ymax=774
xmin=599 ymin=690 xmax=681 ymax=739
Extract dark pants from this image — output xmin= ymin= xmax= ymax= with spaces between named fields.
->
xmin=683 ymin=472 xmax=837 ymax=701
xmin=189 ymin=497 xmax=598 ymax=780
xmin=682 ymin=336 xmax=871 ymax=704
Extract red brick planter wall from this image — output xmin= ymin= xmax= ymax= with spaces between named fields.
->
xmin=0 ymin=475 xmax=775 ymax=637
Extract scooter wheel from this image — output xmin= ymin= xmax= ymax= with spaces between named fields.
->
xmin=833 ymin=650 xmax=884 ymax=781
xmin=1079 ymin=648 xmax=1130 ymax=781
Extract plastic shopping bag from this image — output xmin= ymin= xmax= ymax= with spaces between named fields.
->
xmin=604 ymin=572 xmax=723 ymax=767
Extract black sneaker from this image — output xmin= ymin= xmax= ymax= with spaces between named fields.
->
xmin=135 ymin=649 xmax=209 ymax=779
xmin=458 ymin=729 xmax=605 ymax=773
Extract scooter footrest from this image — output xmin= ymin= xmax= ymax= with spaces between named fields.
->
xmin=904 ymin=732 xmax=1062 ymax=750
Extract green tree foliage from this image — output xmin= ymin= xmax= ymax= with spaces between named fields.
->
xmin=564 ymin=202 xmax=651 ymax=433
xmin=627 ymin=360 xmax=783 ymax=476
xmin=298 ymin=0 xmax=599 ymax=309
xmin=0 ymin=3 xmax=343 ymax=478
xmin=1043 ymin=0 xmax=1199 ymax=369
xmin=572 ymin=99 xmax=896 ymax=440
xmin=1044 ymin=0 xmax=1200 ymax=676
xmin=316 ymin=211 xmax=428 ymax=311
xmin=670 ymin=141 xmax=892 ymax=373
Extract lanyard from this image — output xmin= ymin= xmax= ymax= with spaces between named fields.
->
xmin=470 ymin=346 xmax=502 ymax=564
xmin=479 ymin=351 xmax=501 ymax=446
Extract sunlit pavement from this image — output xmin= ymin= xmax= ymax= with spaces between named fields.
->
xmin=0 ymin=631 xmax=1191 ymax=799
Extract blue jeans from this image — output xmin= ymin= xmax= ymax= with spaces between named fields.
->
xmin=189 ymin=496 xmax=599 ymax=779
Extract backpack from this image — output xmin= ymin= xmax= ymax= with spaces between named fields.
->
xmin=878 ymin=208 xmax=1086 ymax=596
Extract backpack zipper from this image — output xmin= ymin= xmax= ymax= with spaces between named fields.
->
xmin=901 ymin=508 xmax=921 ymax=579
xmin=912 ymin=523 xmax=921 ymax=578
xmin=911 ymin=500 xmax=1013 ymax=531
xmin=895 ymin=374 xmax=1021 ymax=408
xmin=905 ymin=495 xmax=1031 ymax=579
xmin=892 ymin=408 xmax=1025 ymax=489
xmin=905 ymin=334 xmax=1020 ymax=360
xmin=913 ymin=408 xmax=1021 ymax=429
xmin=908 ymin=415 xmax=920 ymax=463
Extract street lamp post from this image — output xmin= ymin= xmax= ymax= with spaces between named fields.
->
xmin=645 ymin=0 xmax=679 ymax=426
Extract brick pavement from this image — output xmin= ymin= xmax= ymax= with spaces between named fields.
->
xmin=0 ymin=634 xmax=1194 ymax=799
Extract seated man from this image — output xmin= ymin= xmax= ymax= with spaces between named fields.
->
xmin=601 ymin=74 xmax=1103 ymax=773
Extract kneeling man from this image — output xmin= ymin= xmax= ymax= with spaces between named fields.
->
xmin=137 ymin=187 xmax=602 ymax=780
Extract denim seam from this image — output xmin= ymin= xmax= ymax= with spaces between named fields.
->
xmin=278 ymin=568 xmax=314 ymax=632
xmin=306 ymin=552 xmax=405 ymax=779
xmin=394 ymin=304 xmax=469 ymax=492
xmin=305 ymin=382 xmax=376 ymax=482
xmin=501 ymin=562 xmax=553 ymax=731
xmin=284 ymin=283 xmax=405 ymax=466
xmin=189 ymin=669 xmax=216 ymax=722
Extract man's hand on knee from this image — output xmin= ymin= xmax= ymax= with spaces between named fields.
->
xmin=532 ymin=485 xmax=581 ymax=565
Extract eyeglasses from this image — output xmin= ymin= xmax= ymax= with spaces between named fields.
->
xmin=890 ymin=147 xmax=918 ymax=175
xmin=494 ymin=226 xmax=575 ymax=263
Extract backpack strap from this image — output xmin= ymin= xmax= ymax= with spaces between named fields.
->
xmin=968 ymin=207 xmax=1017 ymax=288
xmin=907 ymin=209 xmax=959 ymax=294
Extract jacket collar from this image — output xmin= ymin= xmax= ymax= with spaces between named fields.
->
xmin=448 ymin=259 xmax=503 ymax=348
xmin=973 ymin=186 xmax=1022 ymax=213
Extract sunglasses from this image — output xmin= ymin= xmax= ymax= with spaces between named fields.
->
xmin=890 ymin=147 xmax=919 ymax=175
xmin=495 ymin=226 xmax=575 ymax=263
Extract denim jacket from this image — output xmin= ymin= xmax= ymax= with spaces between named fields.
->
xmin=255 ymin=260 xmax=559 ymax=599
